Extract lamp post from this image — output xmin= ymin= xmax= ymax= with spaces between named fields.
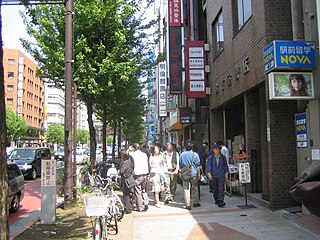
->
xmin=64 ymin=0 xmax=74 ymax=210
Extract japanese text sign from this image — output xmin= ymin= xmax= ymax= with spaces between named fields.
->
xmin=264 ymin=41 xmax=316 ymax=73
xmin=295 ymin=113 xmax=308 ymax=148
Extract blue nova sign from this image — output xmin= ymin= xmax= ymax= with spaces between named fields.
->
xmin=264 ymin=41 xmax=316 ymax=73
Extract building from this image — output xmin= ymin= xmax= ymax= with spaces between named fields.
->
xmin=4 ymin=49 xmax=45 ymax=142
xmin=44 ymin=82 xmax=65 ymax=129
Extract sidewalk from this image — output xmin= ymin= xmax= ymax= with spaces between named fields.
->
xmin=130 ymin=184 xmax=320 ymax=240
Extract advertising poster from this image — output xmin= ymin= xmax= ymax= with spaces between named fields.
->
xmin=295 ymin=113 xmax=308 ymax=148
xmin=268 ymin=72 xmax=314 ymax=100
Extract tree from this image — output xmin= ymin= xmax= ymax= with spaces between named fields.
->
xmin=77 ymin=129 xmax=89 ymax=145
xmin=0 ymin=1 xmax=10 ymax=238
xmin=46 ymin=123 xmax=64 ymax=145
xmin=6 ymin=106 xmax=29 ymax=142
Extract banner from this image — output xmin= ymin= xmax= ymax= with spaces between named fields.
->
xmin=168 ymin=0 xmax=182 ymax=95
xmin=295 ymin=113 xmax=308 ymax=148
xmin=268 ymin=72 xmax=314 ymax=100
xmin=166 ymin=90 xmax=176 ymax=112
xmin=186 ymin=41 xmax=206 ymax=98
xmin=158 ymin=62 xmax=167 ymax=117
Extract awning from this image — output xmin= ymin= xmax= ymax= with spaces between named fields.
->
xmin=169 ymin=122 xmax=182 ymax=132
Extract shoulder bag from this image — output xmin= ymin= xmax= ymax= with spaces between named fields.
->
xmin=180 ymin=153 xmax=194 ymax=181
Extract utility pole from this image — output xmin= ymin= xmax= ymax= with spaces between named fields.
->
xmin=64 ymin=0 xmax=74 ymax=210
xmin=72 ymin=78 xmax=78 ymax=202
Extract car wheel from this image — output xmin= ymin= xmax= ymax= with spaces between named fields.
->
xmin=32 ymin=168 xmax=37 ymax=180
xmin=10 ymin=194 xmax=20 ymax=213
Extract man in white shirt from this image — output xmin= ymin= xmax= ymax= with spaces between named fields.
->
xmin=129 ymin=143 xmax=150 ymax=211
xmin=217 ymin=141 xmax=229 ymax=163
xmin=164 ymin=143 xmax=180 ymax=204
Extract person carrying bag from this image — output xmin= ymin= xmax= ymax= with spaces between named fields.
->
xmin=179 ymin=140 xmax=201 ymax=210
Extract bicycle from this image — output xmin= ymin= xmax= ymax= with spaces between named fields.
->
xmin=84 ymin=183 xmax=111 ymax=240
xmin=95 ymin=175 xmax=125 ymax=234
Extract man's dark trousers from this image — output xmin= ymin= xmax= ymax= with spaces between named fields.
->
xmin=213 ymin=178 xmax=225 ymax=203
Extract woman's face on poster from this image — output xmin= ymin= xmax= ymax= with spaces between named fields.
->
xmin=291 ymin=76 xmax=303 ymax=91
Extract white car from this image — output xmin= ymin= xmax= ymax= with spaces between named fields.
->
xmin=76 ymin=150 xmax=88 ymax=165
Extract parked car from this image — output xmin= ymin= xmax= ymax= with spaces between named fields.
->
xmin=76 ymin=149 xmax=89 ymax=165
xmin=8 ymin=161 xmax=25 ymax=213
xmin=8 ymin=147 xmax=51 ymax=180
xmin=54 ymin=147 xmax=64 ymax=161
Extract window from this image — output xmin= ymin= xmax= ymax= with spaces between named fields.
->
xmin=8 ymin=59 xmax=15 ymax=65
xmin=235 ymin=0 xmax=252 ymax=30
xmin=7 ymin=85 xmax=14 ymax=92
xmin=212 ymin=11 xmax=224 ymax=58
xmin=8 ymin=72 xmax=14 ymax=78
xmin=7 ymin=98 xmax=13 ymax=105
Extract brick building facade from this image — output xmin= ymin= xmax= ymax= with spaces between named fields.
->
xmin=4 ymin=49 xmax=45 ymax=140
xmin=206 ymin=0 xmax=298 ymax=209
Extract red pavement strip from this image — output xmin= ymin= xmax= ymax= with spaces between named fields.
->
xmin=294 ymin=215 xmax=320 ymax=236
xmin=9 ymin=179 xmax=63 ymax=240
xmin=187 ymin=222 xmax=255 ymax=240
xmin=9 ymin=180 xmax=42 ymax=226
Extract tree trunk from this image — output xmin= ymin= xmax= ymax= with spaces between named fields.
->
xmin=102 ymin=104 xmax=107 ymax=177
xmin=112 ymin=120 xmax=116 ymax=160
xmin=117 ymin=120 xmax=121 ymax=158
xmin=86 ymin=96 xmax=96 ymax=169
xmin=0 ymin=4 xmax=10 ymax=238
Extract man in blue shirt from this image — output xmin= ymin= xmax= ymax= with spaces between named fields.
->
xmin=179 ymin=140 xmax=201 ymax=210
xmin=207 ymin=144 xmax=229 ymax=207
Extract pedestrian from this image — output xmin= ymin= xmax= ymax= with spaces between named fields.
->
xmin=216 ymin=140 xmax=230 ymax=163
xmin=207 ymin=144 xmax=229 ymax=207
xmin=179 ymin=140 xmax=201 ymax=210
xmin=164 ymin=142 xmax=180 ymax=204
xmin=199 ymin=141 xmax=209 ymax=174
xmin=129 ymin=143 xmax=150 ymax=212
xmin=149 ymin=144 xmax=166 ymax=208
xmin=119 ymin=148 xmax=135 ymax=214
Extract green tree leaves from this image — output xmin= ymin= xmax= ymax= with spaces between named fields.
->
xmin=77 ymin=129 xmax=89 ymax=145
xmin=6 ymin=106 xmax=29 ymax=142
xmin=46 ymin=123 xmax=64 ymax=144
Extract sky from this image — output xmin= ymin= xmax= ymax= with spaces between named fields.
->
xmin=2 ymin=5 xmax=32 ymax=55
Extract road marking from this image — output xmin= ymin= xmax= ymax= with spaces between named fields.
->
xmin=204 ymin=222 xmax=214 ymax=231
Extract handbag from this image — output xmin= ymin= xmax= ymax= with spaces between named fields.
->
xmin=180 ymin=153 xmax=195 ymax=181
xmin=124 ymin=175 xmax=136 ymax=189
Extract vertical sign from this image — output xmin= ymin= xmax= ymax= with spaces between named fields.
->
xmin=158 ymin=62 xmax=167 ymax=117
xmin=166 ymin=90 xmax=176 ymax=112
xmin=238 ymin=162 xmax=251 ymax=183
xmin=168 ymin=0 xmax=182 ymax=95
xmin=41 ymin=159 xmax=56 ymax=186
xmin=186 ymin=41 xmax=206 ymax=98
xmin=295 ymin=113 xmax=308 ymax=148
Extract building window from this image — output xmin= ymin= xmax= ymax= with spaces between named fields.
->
xmin=234 ymin=0 xmax=252 ymax=30
xmin=7 ymin=85 xmax=14 ymax=92
xmin=212 ymin=11 xmax=224 ymax=58
xmin=8 ymin=72 xmax=14 ymax=78
xmin=7 ymin=98 xmax=13 ymax=105
xmin=8 ymin=59 xmax=15 ymax=65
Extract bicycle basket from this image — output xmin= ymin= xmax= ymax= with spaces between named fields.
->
xmin=84 ymin=194 xmax=111 ymax=217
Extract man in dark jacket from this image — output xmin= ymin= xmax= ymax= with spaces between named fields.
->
xmin=207 ymin=144 xmax=229 ymax=207
xmin=119 ymin=149 xmax=135 ymax=214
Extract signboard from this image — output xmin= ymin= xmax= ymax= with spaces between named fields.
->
xmin=295 ymin=113 xmax=308 ymax=148
xmin=180 ymin=107 xmax=192 ymax=124
xmin=166 ymin=90 xmax=176 ymax=112
xmin=238 ymin=162 xmax=251 ymax=184
xmin=268 ymin=72 xmax=314 ymax=100
xmin=41 ymin=159 xmax=56 ymax=186
xmin=264 ymin=41 xmax=316 ymax=73
xmin=186 ymin=41 xmax=206 ymax=98
xmin=168 ymin=0 xmax=182 ymax=95
xmin=158 ymin=62 xmax=167 ymax=117
xmin=168 ymin=0 xmax=181 ymax=27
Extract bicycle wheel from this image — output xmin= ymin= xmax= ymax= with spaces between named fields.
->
xmin=115 ymin=202 xmax=125 ymax=221
xmin=93 ymin=217 xmax=102 ymax=240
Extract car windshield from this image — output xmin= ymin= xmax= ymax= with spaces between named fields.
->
xmin=9 ymin=149 xmax=35 ymax=160
xmin=76 ymin=151 xmax=83 ymax=156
